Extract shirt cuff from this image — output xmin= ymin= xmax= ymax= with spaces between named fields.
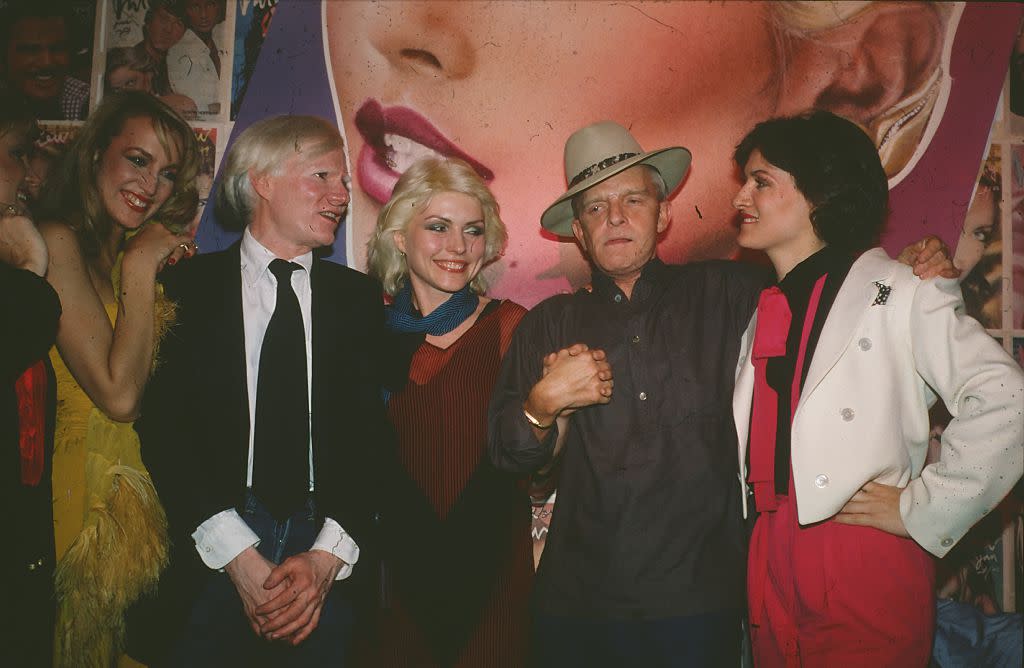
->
xmin=191 ymin=509 xmax=260 ymax=570
xmin=311 ymin=517 xmax=359 ymax=581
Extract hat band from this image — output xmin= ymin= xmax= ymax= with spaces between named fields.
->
xmin=568 ymin=152 xmax=640 ymax=188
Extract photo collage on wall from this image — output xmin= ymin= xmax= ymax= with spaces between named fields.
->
xmin=0 ymin=0 xmax=278 ymax=211
xmin=945 ymin=15 xmax=1024 ymax=616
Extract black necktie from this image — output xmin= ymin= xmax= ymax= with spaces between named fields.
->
xmin=252 ymin=259 xmax=309 ymax=519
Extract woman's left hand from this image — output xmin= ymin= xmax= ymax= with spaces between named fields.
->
xmin=834 ymin=481 xmax=910 ymax=537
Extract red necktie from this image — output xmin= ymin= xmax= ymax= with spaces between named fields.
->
xmin=15 ymin=360 xmax=47 ymax=486
xmin=748 ymin=287 xmax=791 ymax=512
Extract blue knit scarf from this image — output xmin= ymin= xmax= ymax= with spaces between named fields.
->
xmin=384 ymin=282 xmax=480 ymax=335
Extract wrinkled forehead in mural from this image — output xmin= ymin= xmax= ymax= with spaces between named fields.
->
xmin=325 ymin=1 xmax=956 ymax=306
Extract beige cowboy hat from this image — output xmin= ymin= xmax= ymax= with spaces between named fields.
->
xmin=540 ymin=121 xmax=692 ymax=236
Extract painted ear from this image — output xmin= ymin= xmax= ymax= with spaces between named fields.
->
xmin=778 ymin=3 xmax=945 ymax=127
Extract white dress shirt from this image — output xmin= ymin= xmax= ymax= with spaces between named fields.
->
xmin=191 ymin=229 xmax=358 ymax=580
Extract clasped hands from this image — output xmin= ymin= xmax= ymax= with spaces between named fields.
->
xmin=225 ymin=546 xmax=344 ymax=646
xmin=524 ymin=343 xmax=613 ymax=426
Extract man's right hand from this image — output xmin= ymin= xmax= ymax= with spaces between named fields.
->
xmin=525 ymin=343 xmax=613 ymax=426
xmin=224 ymin=546 xmax=289 ymax=636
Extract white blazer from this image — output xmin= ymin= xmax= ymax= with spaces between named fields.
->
xmin=733 ymin=248 xmax=1024 ymax=558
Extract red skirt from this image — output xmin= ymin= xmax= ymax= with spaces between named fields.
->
xmin=748 ymin=492 xmax=935 ymax=667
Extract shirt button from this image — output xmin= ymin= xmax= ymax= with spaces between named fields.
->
xmin=631 ymin=335 xmax=640 ymax=344
xmin=205 ymin=546 xmax=212 ymax=553
xmin=858 ymin=337 xmax=872 ymax=351
xmin=941 ymin=538 xmax=954 ymax=548
xmin=614 ymin=294 xmax=623 ymax=303
xmin=814 ymin=474 xmax=829 ymax=488
xmin=840 ymin=408 xmax=855 ymax=421
xmin=639 ymin=391 xmax=648 ymax=401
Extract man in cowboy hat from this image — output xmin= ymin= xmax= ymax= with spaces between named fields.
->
xmin=488 ymin=120 xmax=951 ymax=667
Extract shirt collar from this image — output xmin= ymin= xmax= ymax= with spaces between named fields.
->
xmin=779 ymin=244 xmax=850 ymax=295
xmin=590 ymin=256 xmax=668 ymax=303
xmin=240 ymin=227 xmax=314 ymax=288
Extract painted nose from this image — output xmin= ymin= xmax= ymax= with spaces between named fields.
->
xmin=367 ymin=2 xmax=476 ymax=81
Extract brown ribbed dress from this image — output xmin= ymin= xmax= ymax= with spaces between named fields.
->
xmin=374 ymin=300 xmax=533 ymax=667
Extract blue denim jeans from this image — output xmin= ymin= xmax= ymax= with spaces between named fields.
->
xmin=160 ymin=492 xmax=353 ymax=668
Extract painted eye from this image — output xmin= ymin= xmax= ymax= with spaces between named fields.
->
xmin=971 ymin=225 xmax=994 ymax=244
xmin=427 ymin=223 xmax=447 ymax=232
xmin=159 ymin=169 xmax=178 ymax=183
xmin=128 ymin=155 xmax=147 ymax=167
xmin=465 ymin=225 xmax=484 ymax=236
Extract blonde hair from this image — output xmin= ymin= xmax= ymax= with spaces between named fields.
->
xmin=367 ymin=157 xmax=506 ymax=296
xmin=39 ymin=91 xmax=199 ymax=258
xmin=215 ymin=115 xmax=343 ymax=227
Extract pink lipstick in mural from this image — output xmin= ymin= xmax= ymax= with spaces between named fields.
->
xmin=354 ymin=99 xmax=494 ymax=204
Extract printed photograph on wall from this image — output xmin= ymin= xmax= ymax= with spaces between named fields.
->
xmin=25 ymin=121 xmax=80 ymax=216
xmin=100 ymin=0 xmax=230 ymax=120
xmin=230 ymin=0 xmax=276 ymax=119
xmin=324 ymin=1 xmax=963 ymax=306
xmin=0 ymin=1 xmax=96 ymax=121
xmin=1012 ymin=145 xmax=1024 ymax=328
xmin=191 ymin=125 xmax=218 ymax=228
xmin=956 ymin=145 xmax=1003 ymax=329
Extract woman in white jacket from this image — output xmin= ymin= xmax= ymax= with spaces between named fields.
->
xmin=730 ymin=111 xmax=1023 ymax=667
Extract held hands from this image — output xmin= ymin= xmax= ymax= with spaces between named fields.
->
xmin=834 ymin=481 xmax=910 ymax=537
xmin=526 ymin=343 xmax=613 ymax=425
xmin=897 ymin=235 xmax=959 ymax=280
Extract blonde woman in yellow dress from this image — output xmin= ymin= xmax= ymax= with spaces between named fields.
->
xmin=37 ymin=91 xmax=200 ymax=667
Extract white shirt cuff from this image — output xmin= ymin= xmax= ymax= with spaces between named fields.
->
xmin=311 ymin=517 xmax=359 ymax=581
xmin=191 ymin=508 xmax=260 ymax=570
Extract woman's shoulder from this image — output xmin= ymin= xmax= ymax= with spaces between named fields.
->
xmin=485 ymin=299 xmax=529 ymax=355
xmin=38 ymin=219 xmax=82 ymax=255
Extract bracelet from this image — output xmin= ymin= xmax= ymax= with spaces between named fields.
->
xmin=523 ymin=407 xmax=553 ymax=430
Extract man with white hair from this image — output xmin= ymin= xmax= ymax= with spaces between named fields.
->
xmin=134 ymin=115 xmax=393 ymax=667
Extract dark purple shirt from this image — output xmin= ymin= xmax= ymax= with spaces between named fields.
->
xmin=489 ymin=258 xmax=767 ymax=619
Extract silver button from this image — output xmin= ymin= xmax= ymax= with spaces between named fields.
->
xmin=614 ymin=294 xmax=623 ymax=303
xmin=639 ymin=391 xmax=648 ymax=401
xmin=840 ymin=408 xmax=855 ymax=421
xmin=941 ymin=538 xmax=953 ymax=548
xmin=28 ymin=562 xmax=37 ymax=571
xmin=858 ymin=337 xmax=872 ymax=351
xmin=631 ymin=335 xmax=640 ymax=344
xmin=205 ymin=546 xmax=212 ymax=553
xmin=814 ymin=474 xmax=829 ymax=488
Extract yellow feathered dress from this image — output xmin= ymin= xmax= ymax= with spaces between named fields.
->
xmin=49 ymin=258 xmax=174 ymax=668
